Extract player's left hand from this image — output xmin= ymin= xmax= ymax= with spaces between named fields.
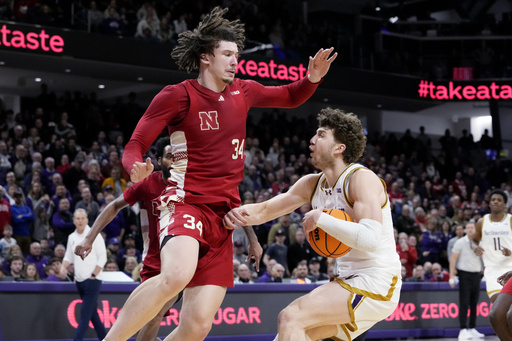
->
xmin=502 ymin=246 xmax=511 ymax=256
xmin=498 ymin=271 xmax=512 ymax=286
xmin=130 ymin=157 xmax=154 ymax=183
xmin=307 ymin=47 xmax=338 ymax=83
xmin=302 ymin=208 xmax=323 ymax=233
xmin=247 ymin=240 xmax=263 ymax=272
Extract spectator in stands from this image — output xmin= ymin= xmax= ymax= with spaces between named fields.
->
xmin=51 ymin=197 xmax=74 ymax=246
xmin=135 ymin=11 xmax=159 ymax=41
xmin=429 ymin=262 xmax=450 ymax=282
xmin=7 ymin=254 xmax=24 ymax=279
xmin=64 ymin=153 xmax=88 ymax=196
xmin=102 ymin=6 xmax=126 ymax=36
xmin=406 ymin=264 xmax=427 ymax=282
xmin=53 ymin=243 xmax=66 ymax=261
xmin=44 ymin=258 xmax=63 ymax=281
xmin=87 ymin=1 xmax=104 ymax=33
xmin=104 ymin=259 xmax=119 ymax=271
xmin=102 ymin=166 xmax=127 ymax=198
xmin=172 ymin=12 xmax=188 ymax=38
xmin=267 ymin=214 xmax=297 ymax=247
xmin=395 ymin=204 xmax=420 ymax=240
xmin=0 ymin=187 xmax=11 ymax=236
xmin=287 ymin=228 xmax=313 ymax=273
xmin=51 ymin=184 xmax=72 ymax=209
xmin=308 ymin=257 xmax=328 ymax=282
xmin=56 ymin=154 xmax=70 ymax=175
xmin=397 ymin=232 xmax=417 ymax=278
xmin=0 ymin=140 xmax=12 ymax=183
xmin=24 ymin=241 xmax=50 ymax=279
xmin=0 ymin=225 xmax=16 ymax=258
xmin=9 ymin=144 xmax=30 ymax=186
xmin=122 ymin=255 xmax=138 ymax=279
xmin=11 ymin=190 xmax=34 ymax=254
xmin=263 ymin=229 xmax=288 ymax=276
xmin=75 ymin=186 xmax=100 ymax=224
xmin=106 ymin=237 xmax=120 ymax=261
xmin=421 ymin=218 xmax=443 ymax=264
xmin=39 ymin=238 xmax=53 ymax=258
xmin=258 ymin=258 xmax=277 ymax=283
xmin=234 ymin=263 xmax=254 ymax=284
xmin=293 ymin=261 xmax=312 ymax=284
xmin=85 ymin=160 xmax=103 ymax=198
xmin=23 ymin=262 xmax=41 ymax=281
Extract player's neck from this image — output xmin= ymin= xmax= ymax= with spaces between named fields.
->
xmin=490 ymin=211 xmax=506 ymax=222
xmin=197 ymin=73 xmax=227 ymax=93
xmin=322 ymin=161 xmax=349 ymax=188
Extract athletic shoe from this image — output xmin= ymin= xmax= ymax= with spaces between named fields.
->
xmin=468 ymin=328 xmax=485 ymax=338
xmin=458 ymin=328 xmax=471 ymax=340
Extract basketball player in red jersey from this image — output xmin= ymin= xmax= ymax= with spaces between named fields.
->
xmin=103 ymin=6 xmax=337 ymax=341
xmin=76 ymin=138 xmax=262 ymax=340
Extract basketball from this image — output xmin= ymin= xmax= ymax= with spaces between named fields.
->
xmin=308 ymin=208 xmax=353 ymax=258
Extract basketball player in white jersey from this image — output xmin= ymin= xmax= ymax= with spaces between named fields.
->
xmin=224 ymin=107 xmax=401 ymax=341
xmin=473 ymin=189 xmax=512 ymax=302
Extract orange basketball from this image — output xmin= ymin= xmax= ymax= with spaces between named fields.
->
xmin=308 ymin=208 xmax=353 ymax=258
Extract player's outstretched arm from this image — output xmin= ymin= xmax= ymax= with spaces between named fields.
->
xmin=307 ymin=47 xmax=338 ymax=83
xmin=223 ymin=174 xmax=317 ymax=229
xmin=75 ymin=194 xmax=129 ymax=260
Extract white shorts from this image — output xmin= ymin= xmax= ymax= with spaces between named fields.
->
xmin=484 ymin=267 xmax=503 ymax=299
xmin=330 ymin=272 xmax=401 ymax=341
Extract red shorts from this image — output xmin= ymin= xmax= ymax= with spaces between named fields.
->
xmin=140 ymin=263 xmax=160 ymax=283
xmin=158 ymin=202 xmax=234 ymax=288
xmin=502 ymin=277 xmax=512 ymax=295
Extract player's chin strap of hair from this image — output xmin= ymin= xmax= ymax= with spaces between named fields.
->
xmin=316 ymin=214 xmax=381 ymax=252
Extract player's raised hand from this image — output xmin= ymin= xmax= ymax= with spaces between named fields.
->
xmin=223 ymin=207 xmax=250 ymax=230
xmin=307 ymin=47 xmax=338 ymax=83
xmin=130 ymin=157 xmax=154 ymax=183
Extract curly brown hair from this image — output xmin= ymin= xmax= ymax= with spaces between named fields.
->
xmin=317 ymin=107 xmax=366 ymax=164
xmin=171 ymin=7 xmax=245 ymax=72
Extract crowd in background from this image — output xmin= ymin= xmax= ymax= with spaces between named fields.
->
xmin=0 ymin=76 xmax=510 ymax=285
xmin=1 ymin=1 xmax=512 ymax=78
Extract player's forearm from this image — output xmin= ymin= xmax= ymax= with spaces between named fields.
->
xmin=316 ymin=213 xmax=380 ymax=252
xmin=88 ymin=201 xmax=127 ymax=242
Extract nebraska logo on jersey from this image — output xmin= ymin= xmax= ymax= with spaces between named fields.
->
xmin=199 ymin=111 xmax=220 ymax=130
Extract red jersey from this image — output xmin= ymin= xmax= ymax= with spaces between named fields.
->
xmin=123 ymin=171 xmax=165 ymax=275
xmin=123 ymin=77 xmax=319 ymax=209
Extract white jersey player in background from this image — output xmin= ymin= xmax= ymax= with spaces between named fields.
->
xmin=224 ymin=107 xmax=401 ymax=341
xmin=473 ymin=189 xmax=512 ymax=302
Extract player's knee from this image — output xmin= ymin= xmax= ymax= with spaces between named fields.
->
xmin=158 ymin=272 xmax=192 ymax=297
xmin=181 ymin=319 xmax=212 ymax=339
xmin=277 ymin=306 xmax=301 ymax=330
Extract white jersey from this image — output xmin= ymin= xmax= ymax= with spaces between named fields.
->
xmin=480 ymin=213 xmax=512 ymax=270
xmin=310 ymin=163 xmax=401 ymax=279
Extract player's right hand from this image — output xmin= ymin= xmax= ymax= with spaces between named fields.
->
xmin=223 ymin=208 xmax=249 ymax=230
xmin=75 ymin=240 xmax=93 ymax=260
